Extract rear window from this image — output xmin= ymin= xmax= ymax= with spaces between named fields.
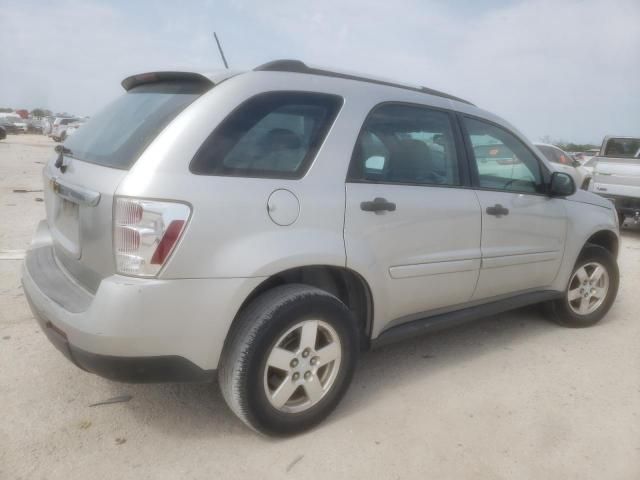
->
xmin=65 ymin=81 xmax=207 ymax=169
xmin=603 ymin=138 xmax=640 ymax=158
xmin=190 ymin=92 xmax=343 ymax=179
xmin=537 ymin=145 xmax=573 ymax=165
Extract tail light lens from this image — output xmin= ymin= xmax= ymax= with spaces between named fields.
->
xmin=114 ymin=197 xmax=191 ymax=277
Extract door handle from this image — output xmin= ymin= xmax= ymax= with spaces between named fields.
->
xmin=486 ymin=204 xmax=509 ymax=217
xmin=360 ymin=197 xmax=396 ymax=213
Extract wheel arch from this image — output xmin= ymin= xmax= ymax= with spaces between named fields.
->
xmin=584 ymin=229 xmax=619 ymax=259
xmin=234 ymin=265 xmax=374 ymax=350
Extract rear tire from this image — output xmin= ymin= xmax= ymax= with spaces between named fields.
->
xmin=548 ymin=244 xmax=619 ymax=327
xmin=618 ymin=211 xmax=625 ymax=227
xmin=218 ymin=284 xmax=359 ymax=436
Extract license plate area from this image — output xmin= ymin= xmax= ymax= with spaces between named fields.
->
xmin=51 ymin=196 xmax=80 ymax=258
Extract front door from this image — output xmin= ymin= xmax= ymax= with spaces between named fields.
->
xmin=461 ymin=116 xmax=567 ymax=300
xmin=344 ymin=103 xmax=482 ymax=336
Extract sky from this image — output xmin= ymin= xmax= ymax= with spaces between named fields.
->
xmin=1 ymin=0 xmax=638 ymax=144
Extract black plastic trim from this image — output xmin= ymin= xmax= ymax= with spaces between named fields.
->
xmin=255 ymin=59 xmax=475 ymax=106
xmin=372 ymin=290 xmax=563 ymax=348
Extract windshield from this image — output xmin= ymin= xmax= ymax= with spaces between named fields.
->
xmin=65 ymin=81 xmax=207 ymax=169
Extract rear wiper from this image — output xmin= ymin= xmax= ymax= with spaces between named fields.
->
xmin=54 ymin=145 xmax=73 ymax=172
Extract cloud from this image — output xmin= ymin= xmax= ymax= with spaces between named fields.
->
xmin=1 ymin=0 xmax=638 ymax=143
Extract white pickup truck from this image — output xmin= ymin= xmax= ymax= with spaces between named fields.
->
xmin=590 ymin=136 xmax=640 ymax=224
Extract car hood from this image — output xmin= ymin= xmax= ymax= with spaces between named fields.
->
xmin=567 ymin=189 xmax=614 ymax=210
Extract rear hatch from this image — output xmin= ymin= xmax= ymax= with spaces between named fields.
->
xmin=44 ymin=74 xmax=213 ymax=292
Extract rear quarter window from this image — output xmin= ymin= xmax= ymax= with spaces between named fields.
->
xmin=190 ymin=92 xmax=343 ymax=179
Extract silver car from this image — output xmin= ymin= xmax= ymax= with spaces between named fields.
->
xmin=23 ymin=60 xmax=620 ymax=435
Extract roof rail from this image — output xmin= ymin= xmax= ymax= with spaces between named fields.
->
xmin=254 ymin=59 xmax=474 ymax=106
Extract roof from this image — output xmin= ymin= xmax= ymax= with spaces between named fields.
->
xmin=120 ymin=60 xmax=474 ymax=107
xmin=254 ymin=59 xmax=475 ymax=106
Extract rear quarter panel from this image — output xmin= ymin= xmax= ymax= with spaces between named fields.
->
xmin=116 ymin=72 xmax=372 ymax=279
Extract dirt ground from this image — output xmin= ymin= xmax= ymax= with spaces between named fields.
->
xmin=1 ymin=134 xmax=639 ymax=479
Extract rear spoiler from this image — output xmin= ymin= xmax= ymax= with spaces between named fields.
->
xmin=121 ymin=71 xmax=214 ymax=91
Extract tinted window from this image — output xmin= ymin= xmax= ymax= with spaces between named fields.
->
xmin=603 ymin=138 xmax=640 ymax=158
xmin=190 ymin=92 xmax=342 ymax=178
xmin=536 ymin=145 xmax=572 ymax=165
xmin=464 ymin=117 xmax=544 ymax=194
xmin=65 ymin=81 xmax=206 ymax=169
xmin=348 ymin=104 xmax=460 ymax=186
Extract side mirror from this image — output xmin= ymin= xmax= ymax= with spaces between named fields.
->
xmin=549 ymin=171 xmax=576 ymax=197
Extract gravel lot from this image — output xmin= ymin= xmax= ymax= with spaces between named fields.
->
xmin=1 ymin=134 xmax=639 ymax=479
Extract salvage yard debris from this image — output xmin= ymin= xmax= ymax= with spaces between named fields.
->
xmin=88 ymin=395 xmax=133 ymax=407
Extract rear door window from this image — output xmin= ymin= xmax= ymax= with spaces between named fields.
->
xmin=190 ymin=92 xmax=343 ymax=179
xmin=348 ymin=103 xmax=461 ymax=186
xmin=65 ymin=81 xmax=208 ymax=169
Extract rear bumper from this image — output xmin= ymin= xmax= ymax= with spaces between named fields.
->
xmin=27 ymin=292 xmax=214 ymax=383
xmin=22 ymin=222 xmax=263 ymax=382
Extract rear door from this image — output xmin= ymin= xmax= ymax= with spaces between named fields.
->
xmin=44 ymin=79 xmax=209 ymax=292
xmin=344 ymin=103 xmax=481 ymax=334
xmin=461 ymin=116 xmax=567 ymax=300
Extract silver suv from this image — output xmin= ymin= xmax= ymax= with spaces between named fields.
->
xmin=23 ymin=60 xmax=620 ymax=435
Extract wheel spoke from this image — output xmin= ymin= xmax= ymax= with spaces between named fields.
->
xmin=316 ymin=341 xmax=340 ymax=367
xmin=578 ymin=296 xmax=590 ymax=314
xmin=593 ymin=286 xmax=607 ymax=300
xmin=270 ymin=376 xmax=298 ymax=408
xmin=590 ymin=265 xmax=605 ymax=283
xmin=299 ymin=321 xmax=318 ymax=350
xmin=575 ymin=267 xmax=588 ymax=284
xmin=267 ymin=347 xmax=295 ymax=371
xmin=568 ymin=288 xmax=582 ymax=301
xmin=303 ymin=377 xmax=324 ymax=403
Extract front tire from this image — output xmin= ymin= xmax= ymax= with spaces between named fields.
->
xmin=548 ymin=244 xmax=619 ymax=327
xmin=218 ymin=284 xmax=359 ymax=436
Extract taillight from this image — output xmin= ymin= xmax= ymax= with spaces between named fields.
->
xmin=114 ymin=197 xmax=191 ymax=277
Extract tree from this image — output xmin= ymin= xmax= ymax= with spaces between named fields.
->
xmin=0 ymin=107 xmax=13 ymax=113
xmin=30 ymin=108 xmax=52 ymax=118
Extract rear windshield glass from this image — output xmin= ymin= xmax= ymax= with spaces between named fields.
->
xmin=190 ymin=92 xmax=343 ymax=179
xmin=603 ymin=138 xmax=640 ymax=158
xmin=65 ymin=81 xmax=207 ymax=169
xmin=536 ymin=145 xmax=573 ymax=165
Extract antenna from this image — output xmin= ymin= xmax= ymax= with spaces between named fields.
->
xmin=213 ymin=32 xmax=229 ymax=69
